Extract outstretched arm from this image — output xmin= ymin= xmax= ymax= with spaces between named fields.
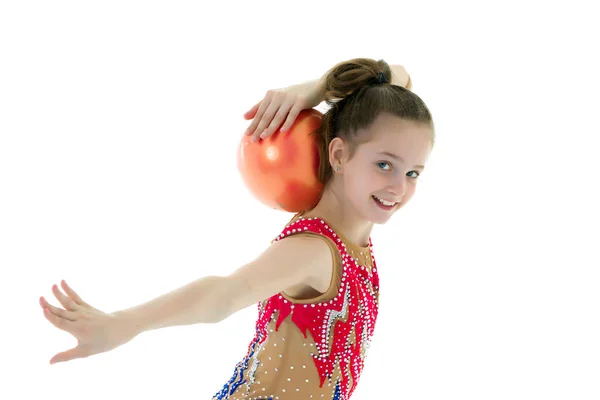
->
xmin=116 ymin=234 xmax=333 ymax=334
xmin=41 ymin=235 xmax=333 ymax=364
xmin=113 ymin=275 xmax=232 ymax=332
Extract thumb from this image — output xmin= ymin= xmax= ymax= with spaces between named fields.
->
xmin=50 ymin=346 xmax=87 ymax=365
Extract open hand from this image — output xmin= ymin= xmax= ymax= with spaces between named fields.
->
xmin=243 ymin=79 xmax=324 ymax=142
xmin=40 ymin=280 xmax=135 ymax=365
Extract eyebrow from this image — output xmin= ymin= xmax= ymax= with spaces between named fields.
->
xmin=377 ymin=151 xmax=425 ymax=170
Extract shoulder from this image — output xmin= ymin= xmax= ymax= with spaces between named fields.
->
xmin=280 ymin=231 xmax=343 ymax=297
xmin=223 ymin=233 xmax=335 ymax=316
xmin=273 ymin=233 xmax=336 ymax=273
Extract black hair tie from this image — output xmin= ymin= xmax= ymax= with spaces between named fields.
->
xmin=375 ymin=72 xmax=388 ymax=84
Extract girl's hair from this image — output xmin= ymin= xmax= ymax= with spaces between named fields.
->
xmin=312 ymin=58 xmax=435 ymax=184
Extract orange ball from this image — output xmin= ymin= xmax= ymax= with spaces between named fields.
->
xmin=237 ymin=109 xmax=324 ymax=213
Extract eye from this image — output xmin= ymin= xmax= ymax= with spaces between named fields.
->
xmin=408 ymin=171 xmax=420 ymax=179
xmin=376 ymin=161 xmax=391 ymax=171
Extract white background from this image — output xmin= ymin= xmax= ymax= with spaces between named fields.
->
xmin=2 ymin=1 xmax=599 ymax=399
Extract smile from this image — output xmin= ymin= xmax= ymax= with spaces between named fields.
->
xmin=372 ymin=195 xmax=399 ymax=210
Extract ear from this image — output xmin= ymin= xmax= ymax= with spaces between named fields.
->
xmin=328 ymin=137 xmax=349 ymax=170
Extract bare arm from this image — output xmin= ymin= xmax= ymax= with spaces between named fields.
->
xmin=314 ymin=63 xmax=411 ymax=94
xmin=113 ymin=275 xmax=232 ymax=334
xmin=115 ymin=235 xmax=333 ymax=337
xmin=244 ymin=62 xmax=413 ymax=141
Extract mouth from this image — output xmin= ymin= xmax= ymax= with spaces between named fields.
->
xmin=372 ymin=195 xmax=399 ymax=210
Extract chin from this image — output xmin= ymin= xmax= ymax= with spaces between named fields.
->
xmin=369 ymin=214 xmax=393 ymax=225
xmin=367 ymin=200 xmax=403 ymax=224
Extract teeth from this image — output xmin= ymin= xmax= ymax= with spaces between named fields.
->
xmin=373 ymin=196 xmax=397 ymax=207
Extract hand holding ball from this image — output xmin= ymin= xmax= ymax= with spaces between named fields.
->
xmin=237 ymin=109 xmax=324 ymax=213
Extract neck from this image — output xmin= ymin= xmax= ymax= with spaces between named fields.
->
xmin=302 ymin=179 xmax=373 ymax=247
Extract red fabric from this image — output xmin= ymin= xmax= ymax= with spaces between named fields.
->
xmin=251 ymin=216 xmax=380 ymax=398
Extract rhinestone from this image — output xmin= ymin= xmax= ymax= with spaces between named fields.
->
xmin=235 ymin=216 xmax=380 ymax=398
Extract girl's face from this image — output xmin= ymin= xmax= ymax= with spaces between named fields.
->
xmin=333 ymin=113 xmax=432 ymax=225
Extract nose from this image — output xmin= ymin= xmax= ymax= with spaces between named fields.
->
xmin=387 ymin=175 xmax=407 ymax=198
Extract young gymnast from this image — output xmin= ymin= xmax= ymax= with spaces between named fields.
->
xmin=39 ymin=57 xmax=435 ymax=399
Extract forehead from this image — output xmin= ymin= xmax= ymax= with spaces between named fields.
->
xmin=359 ymin=113 xmax=432 ymax=159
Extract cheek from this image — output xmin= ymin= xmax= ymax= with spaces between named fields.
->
xmin=362 ymin=168 xmax=387 ymax=187
xmin=401 ymin=184 xmax=417 ymax=203
xmin=371 ymin=172 xmax=389 ymax=187
xmin=345 ymin=167 xmax=383 ymax=194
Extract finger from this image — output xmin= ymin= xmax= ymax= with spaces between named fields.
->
xmin=60 ymin=280 xmax=88 ymax=307
xmin=247 ymin=96 xmax=271 ymax=137
xmin=252 ymin=96 xmax=284 ymax=142
xmin=262 ymin=99 xmax=295 ymax=139
xmin=52 ymin=284 xmax=79 ymax=311
xmin=248 ymin=91 xmax=274 ymax=141
xmin=42 ymin=307 xmax=75 ymax=333
xmin=280 ymin=103 xmax=303 ymax=133
xmin=50 ymin=346 xmax=87 ymax=365
xmin=40 ymin=297 xmax=78 ymax=321
xmin=243 ymin=101 xmax=261 ymax=122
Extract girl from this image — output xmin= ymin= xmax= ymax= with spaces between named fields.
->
xmin=39 ymin=58 xmax=435 ymax=399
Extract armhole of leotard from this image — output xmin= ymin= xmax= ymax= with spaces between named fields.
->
xmin=279 ymin=231 xmax=343 ymax=304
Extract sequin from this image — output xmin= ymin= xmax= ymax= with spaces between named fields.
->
xmin=212 ymin=213 xmax=380 ymax=400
